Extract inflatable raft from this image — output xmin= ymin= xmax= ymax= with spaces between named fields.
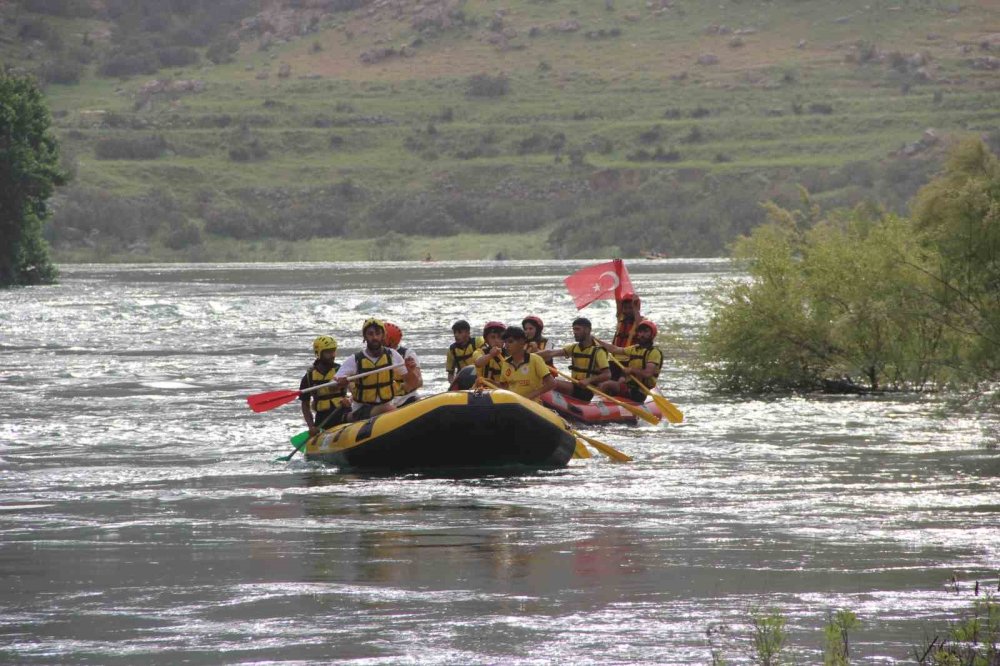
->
xmin=305 ymin=388 xmax=577 ymax=470
xmin=539 ymin=389 xmax=664 ymax=424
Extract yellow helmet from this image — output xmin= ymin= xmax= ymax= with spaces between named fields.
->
xmin=312 ymin=335 xmax=338 ymax=355
xmin=361 ymin=317 xmax=385 ymax=335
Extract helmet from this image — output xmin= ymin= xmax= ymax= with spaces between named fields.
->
xmin=384 ymin=321 xmax=403 ymax=347
xmin=312 ymin=335 xmax=338 ymax=355
xmin=636 ymin=319 xmax=658 ymax=338
xmin=361 ymin=317 xmax=385 ymax=335
xmin=521 ymin=315 xmax=544 ymax=333
xmin=483 ymin=321 xmax=506 ymax=336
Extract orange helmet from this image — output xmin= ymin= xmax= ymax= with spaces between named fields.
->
xmin=384 ymin=321 xmax=403 ymax=347
xmin=636 ymin=319 xmax=658 ymax=338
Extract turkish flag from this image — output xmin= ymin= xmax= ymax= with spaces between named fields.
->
xmin=563 ymin=259 xmax=635 ymax=309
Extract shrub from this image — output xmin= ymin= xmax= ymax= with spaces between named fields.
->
xmin=37 ymin=59 xmax=84 ymax=85
xmin=22 ymin=0 xmax=94 ymax=17
xmin=683 ymin=125 xmax=705 ymax=143
xmin=808 ymin=102 xmax=834 ymax=115
xmin=94 ymin=135 xmax=168 ymax=160
xmin=206 ymin=37 xmax=240 ymax=64
xmin=638 ymin=125 xmax=662 ymax=144
xmin=700 ymin=199 xmax=955 ymax=392
xmin=163 ymin=217 xmax=203 ymax=249
xmin=46 ymin=187 xmax=176 ymax=249
xmin=17 ymin=18 xmax=63 ymax=50
xmin=99 ymin=50 xmax=160 ymax=77
xmin=466 ymin=73 xmax=509 ymax=98
xmin=157 ymin=46 xmax=200 ymax=68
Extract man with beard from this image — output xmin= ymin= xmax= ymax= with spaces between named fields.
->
xmin=610 ymin=293 xmax=642 ymax=381
xmin=538 ymin=317 xmax=611 ymax=402
xmin=334 ymin=318 xmax=415 ymax=420
xmin=596 ymin=319 xmax=663 ymax=402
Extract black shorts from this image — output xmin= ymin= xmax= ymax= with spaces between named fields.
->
xmin=315 ymin=406 xmax=347 ymax=429
xmin=610 ymin=363 xmax=626 ymax=381
xmin=570 ymin=384 xmax=595 ymax=402
xmin=626 ymin=384 xmax=647 ymax=403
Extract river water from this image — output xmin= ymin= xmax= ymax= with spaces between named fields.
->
xmin=1 ymin=260 xmax=998 ymax=664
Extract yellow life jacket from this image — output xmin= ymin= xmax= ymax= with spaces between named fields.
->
xmin=568 ymin=342 xmax=608 ymax=381
xmin=625 ymin=345 xmax=663 ymax=389
xmin=526 ymin=337 xmax=548 ymax=353
xmin=448 ymin=339 xmax=478 ymax=372
xmin=353 ymin=349 xmax=398 ymax=405
xmin=477 ymin=344 xmax=505 ymax=382
xmin=308 ymin=361 xmax=346 ymax=412
xmin=393 ymin=346 xmax=415 ymax=395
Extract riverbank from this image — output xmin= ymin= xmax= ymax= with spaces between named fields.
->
xmin=49 ymin=228 xmax=560 ymax=263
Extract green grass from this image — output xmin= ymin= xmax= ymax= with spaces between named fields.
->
xmin=4 ymin=0 xmax=1000 ymax=260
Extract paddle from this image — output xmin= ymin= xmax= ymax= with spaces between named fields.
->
xmin=247 ymin=363 xmax=404 ymax=413
xmin=547 ymin=366 xmax=661 ymax=426
xmin=573 ymin=430 xmax=633 ymax=463
xmin=277 ymin=403 xmax=350 ymax=462
xmin=477 ymin=378 xmax=632 ymax=463
xmin=276 ymin=431 xmax=312 ymax=462
xmin=605 ymin=355 xmax=684 ymax=424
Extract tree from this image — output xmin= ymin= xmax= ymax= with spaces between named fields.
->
xmin=0 ymin=68 xmax=64 ymax=286
xmin=912 ymin=138 xmax=1000 ymax=378
xmin=700 ymin=193 xmax=952 ymax=393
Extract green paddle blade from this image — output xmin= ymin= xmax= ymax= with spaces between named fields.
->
xmin=290 ymin=430 xmax=310 ymax=446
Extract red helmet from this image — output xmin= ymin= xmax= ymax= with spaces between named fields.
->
xmin=483 ymin=321 xmax=506 ymax=336
xmin=636 ymin=319 xmax=658 ymax=338
xmin=383 ymin=321 xmax=403 ymax=347
xmin=521 ymin=315 xmax=544 ymax=332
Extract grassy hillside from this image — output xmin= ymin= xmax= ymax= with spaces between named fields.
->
xmin=3 ymin=0 xmax=1000 ymax=261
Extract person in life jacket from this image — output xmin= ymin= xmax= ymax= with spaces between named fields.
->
xmin=537 ymin=317 xmax=611 ymax=402
xmin=383 ymin=321 xmax=423 ymax=408
xmin=473 ymin=321 xmax=507 ymax=383
xmin=334 ymin=318 xmax=414 ymax=420
xmin=300 ymin=336 xmax=351 ymax=435
xmin=596 ymin=319 xmax=663 ymax=402
xmin=497 ymin=326 xmax=555 ymax=401
xmin=446 ymin=319 xmax=482 ymax=384
xmin=610 ymin=293 xmax=643 ymax=381
xmin=521 ymin=315 xmax=548 ymax=353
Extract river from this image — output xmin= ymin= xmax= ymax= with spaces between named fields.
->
xmin=1 ymin=260 xmax=998 ymax=664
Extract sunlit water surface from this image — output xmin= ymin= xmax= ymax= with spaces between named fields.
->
xmin=1 ymin=260 xmax=998 ymax=664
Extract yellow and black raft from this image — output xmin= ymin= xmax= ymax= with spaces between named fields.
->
xmin=306 ymin=389 xmax=577 ymax=470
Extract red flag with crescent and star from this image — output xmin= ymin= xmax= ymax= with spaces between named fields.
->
xmin=563 ymin=259 xmax=635 ymax=309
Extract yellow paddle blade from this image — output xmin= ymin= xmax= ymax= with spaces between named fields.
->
xmin=606 ymin=355 xmax=683 ymax=424
xmin=651 ymin=393 xmax=684 ymax=424
xmin=573 ymin=430 xmax=633 ymax=463
xmin=573 ymin=439 xmax=592 ymax=459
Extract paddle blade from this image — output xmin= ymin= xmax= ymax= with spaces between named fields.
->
xmin=652 ymin=395 xmax=684 ymax=424
xmin=576 ymin=432 xmax=633 ymax=463
xmin=290 ymin=430 xmax=310 ymax=446
xmin=247 ymin=389 xmax=300 ymax=413
xmin=573 ymin=439 xmax=593 ymax=459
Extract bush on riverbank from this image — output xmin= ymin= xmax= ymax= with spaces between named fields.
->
xmin=700 ymin=139 xmax=1000 ymax=394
